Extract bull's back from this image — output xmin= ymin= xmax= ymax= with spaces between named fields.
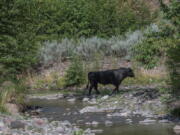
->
xmin=97 ymin=71 xmax=115 ymax=84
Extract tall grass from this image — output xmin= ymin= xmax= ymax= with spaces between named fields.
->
xmin=0 ymin=80 xmax=26 ymax=113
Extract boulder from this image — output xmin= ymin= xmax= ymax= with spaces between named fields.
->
xmin=174 ymin=125 xmax=180 ymax=134
xmin=5 ymin=103 xmax=19 ymax=115
xmin=10 ymin=120 xmax=25 ymax=129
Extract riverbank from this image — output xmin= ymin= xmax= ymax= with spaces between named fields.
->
xmin=27 ymin=86 xmax=179 ymax=122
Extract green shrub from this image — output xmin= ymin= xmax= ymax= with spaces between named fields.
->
xmin=64 ymin=56 xmax=86 ymax=87
xmin=166 ymin=39 xmax=180 ymax=95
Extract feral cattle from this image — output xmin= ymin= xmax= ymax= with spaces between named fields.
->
xmin=86 ymin=67 xmax=134 ymax=95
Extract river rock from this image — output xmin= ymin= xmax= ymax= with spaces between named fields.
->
xmin=174 ymin=125 xmax=180 ymax=134
xmin=67 ymin=98 xmax=76 ymax=102
xmin=83 ymin=97 xmax=89 ymax=102
xmin=158 ymin=119 xmax=169 ymax=123
xmin=101 ymin=95 xmax=109 ymax=100
xmin=5 ymin=103 xmax=19 ymax=115
xmin=91 ymin=121 xmax=99 ymax=126
xmin=105 ymin=120 xmax=113 ymax=126
xmin=139 ymin=119 xmax=156 ymax=124
xmin=0 ymin=121 xmax=4 ymax=130
xmin=126 ymin=119 xmax=132 ymax=124
xmin=56 ymin=126 xmax=65 ymax=133
xmin=91 ymin=129 xmax=103 ymax=133
xmin=10 ymin=120 xmax=25 ymax=129
xmin=80 ymin=106 xmax=99 ymax=113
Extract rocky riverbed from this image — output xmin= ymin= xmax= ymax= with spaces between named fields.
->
xmin=1 ymin=87 xmax=179 ymax=135
xmin=0 ymin=113 xmax=95 ymax=135
xmin=25 ymin=87 xmax=180 ymax=135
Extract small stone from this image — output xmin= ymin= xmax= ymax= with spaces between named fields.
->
xmin=34 ymin=118 xmax=46 ymax=127
xmin=101 ymin=95 xmax=109 ymax=100
xmin=56 ymin=126 xmax=64 ymax=133
xmin=105 ymin=120 xmax=113 ymax=126
xmin=67 ymin=98 xmax=76 ymax=102
xmin=126 ymin=119 xmax=132 ymax=123
xmin=0 ymin=121 xmax=4 ymax=130
xmin=85 ymin=122 xmax=91 ymax=125
xmin=83 ymin=98 xmax=89 ymax=102
xmin=92 ymin=121 xmax=99 ymax=126
xmin=91 ymin=129 xmax=103 ymax=133
xmin=10 ymin=120 xmax=25 ymax=129
xmin=158 ymin=120 xmax=169 ymax=123
xmin=139 ymin=119 xmax=156 ymax=124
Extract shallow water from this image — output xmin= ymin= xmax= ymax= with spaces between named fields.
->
xmin=28 ymin=98 xmax=176 ymax=135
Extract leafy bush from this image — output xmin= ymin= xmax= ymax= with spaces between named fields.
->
xmin=64 ymin=56 xmax=86 ymax=87
xmin=0 ymin=0 xmax=153 ymax=76
xmin=39 ymin=24 xmax=159 ymax=66
xmin=166 ymin=38 xmax=180 ymax=95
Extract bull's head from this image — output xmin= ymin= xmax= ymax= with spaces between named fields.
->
xmin=127 ymin=68 xmax=135 ymax=77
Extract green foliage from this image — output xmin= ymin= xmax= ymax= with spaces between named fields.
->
xmin=162 ymin=0 xmax=180 ymax=95
xmin=0 ymin=0 xmax=41 ymax=76
xmin=0 ymin=0 xmax=153 ymax=77
xmin=166 ymin=39 xmax=180 ymax=95
xmin=64 ymin=56 xmax=86 ymax=87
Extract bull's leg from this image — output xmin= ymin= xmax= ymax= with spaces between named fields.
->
xmin=94 ymin=83 xmax=100 ymax=95
xmin=88 ymin=85 xmax=93 ymax=96
xmin=116 ymin=85 xmax=120 ymax=93
xmin=110 ymin=85 xmax=119 ymax=95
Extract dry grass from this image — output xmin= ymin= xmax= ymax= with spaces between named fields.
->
xmin=26 ymin=57 xmax=169 ymax=91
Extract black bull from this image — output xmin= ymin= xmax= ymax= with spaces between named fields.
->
xmin=86 ymin=68 xmax=135 ymax=95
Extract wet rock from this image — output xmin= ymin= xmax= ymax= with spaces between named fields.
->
xmin=91 ymin=121 xmax=99 ymax=126
xmin=0 ymin=121 xmax=4 ymax=130
xmin=10 ymin=120 xmax=25 ymax=129
xmin=88 ymin=98 xmax=97 ymax=104
xmin=158 ymin=119 xmax=169 ymax=123
xmin=105 ymin=120 xmax=113 ymax=126
xmin=91 ymin=129 xmax=103 ymax=133
xmin=174 ymin=125 xmax=180 ymax=134
xmin=80 ymin=106 xmax=98 ymax=113
xmin=33 ymin=118 xmax=47 ymax=127
xmin=101 ymin=95 xmax=109 ymax=100
xmin=83 ymin=97 xmax=89 ymax=102
xmin=109 ymin=112 xmax=130 ymax=117
xmin=56 ymin=126 xmax=65 ymax=133
xmin=85 ymin=122 xmax=91 ymax=125
xmin=139 ymin=119 xmax=156 ymax=124
xmin=28 ymin=93 xmax=64 ymax=100
xmin=67 ymin=98 xmax=76 ymax=102
xmin=126 ymin=119 xmax=132 ymax=124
